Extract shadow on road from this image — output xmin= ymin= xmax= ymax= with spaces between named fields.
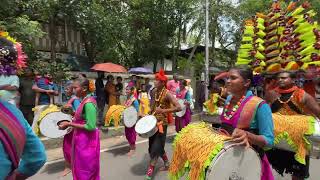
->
xmin=130 ymin=153 xmax=149 ymax=176
xmin=39 ymin=160 xmax=65 ymax=175
xmin=107 ymin=145 xmax=129 ymax=157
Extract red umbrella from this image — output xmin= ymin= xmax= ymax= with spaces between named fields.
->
xmin=91 ymin=63 xmax=127 ymax=73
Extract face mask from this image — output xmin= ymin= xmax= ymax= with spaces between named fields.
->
xmin=73 ymin=89 xmax=77 ymax=95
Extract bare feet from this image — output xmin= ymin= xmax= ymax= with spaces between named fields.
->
xmin=159 ymin=165 xmax=169 ymax=171
xmin=127 ymin=149 xmax=135 ymax=157
xmin=61 ymin=167 xmax=71 ymax=177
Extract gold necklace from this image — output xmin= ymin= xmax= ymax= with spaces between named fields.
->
xmin=277 ymin=94 xmax=294 ymax=104
xmin=155 ymin=87 xmax=166 ymax=102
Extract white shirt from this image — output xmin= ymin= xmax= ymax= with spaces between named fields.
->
xmin=0 ymin=75 xmax=20 ymax=103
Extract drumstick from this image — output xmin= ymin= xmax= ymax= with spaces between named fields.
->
xmin=151 ymin=104 xmax=162 ymax=116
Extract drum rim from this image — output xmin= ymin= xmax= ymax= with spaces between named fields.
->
xmin=39 ymin=111 xmax=72 ymax=138
xmin=135 ymin=115 xmax=157 ymax=134
xmin=176 ymin=99 xmax=187 ymax=117
xmin=123 ymin=106 xmax=138 ymax=127
xmin=205 ymin=143 xmax=262 ymax=180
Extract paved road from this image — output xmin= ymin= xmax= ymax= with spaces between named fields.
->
xmin=30 ymin=134 xmax=320 ymax=180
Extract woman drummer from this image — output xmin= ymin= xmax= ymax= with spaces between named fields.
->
xmin=220 ymin=66 xmax=274 ymax=180
xmin=61 ymin=80 xmax=81 ymax=176
xmin=124 ymin=84 xmax=140 ymax=156
xmin=58 ymin=78 xmax=100 ymax=180
xmin=175 ymin=79 xmax=192 ymax=132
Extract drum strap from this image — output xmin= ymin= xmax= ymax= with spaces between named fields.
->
xmin=0 ymin=102 xmax=26 ymax=175
xmin=74 ymin=96 xmax=97 ymax=120
xmin=237 ymin=96 xmax=264 ymax=129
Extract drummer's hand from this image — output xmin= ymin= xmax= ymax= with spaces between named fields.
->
xmin=232 ymin=128 xmax=250 ymax=148
xmin=58 ymin=121 xmax=71 ymax=130
xmin=155 ymin=107 xmax=165 ymax=114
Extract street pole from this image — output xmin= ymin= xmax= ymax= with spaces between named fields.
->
xmin=205 ymin=0 xmax=210 ymax=100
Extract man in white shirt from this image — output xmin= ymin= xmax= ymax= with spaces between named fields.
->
xmin=0 ymin=74 xmax=20 ymax=106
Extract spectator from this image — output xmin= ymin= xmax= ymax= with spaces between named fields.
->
xmin=32 ymin=74 xmax=58 ymax=106
xmin=0 ymin=73 xmax=20 ymax=106
xmin=116 ymin=76 xmax=124 ymax=104
xmin=167 ymin=73 xmax=180 ymax=95
xmin=19 ymin=68 xmax=36 ymax=125
xmin=128 ymin=75 xmax=137 ymax=87
xmin=95 ymin=71 xmax=106 ymax=126
xmin=145 ymin=78 xmax=152 ymax=94
xmin=196 ymin=80 xmax=206 ymax=111
xmin=105 ymin=75 xmax=117 ymax=108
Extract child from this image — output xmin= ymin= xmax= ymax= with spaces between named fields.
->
xmin=138 ymin=84 xmax=150 ymax=116
xmin=124 ymin=85 xmax=139 ymax=156
xmin=58 ymin=78 xmax=100 ymax=180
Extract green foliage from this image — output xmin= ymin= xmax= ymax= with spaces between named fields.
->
xmin=3 ymin=0 xmax=319 ymax=78
xmin=29 ymin=58 xmax=71 ymax=82
xmin=178 ymin=53 xmax=204 ymax=78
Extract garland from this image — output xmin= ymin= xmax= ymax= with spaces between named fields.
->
xmin=104 ymin=105 xmax=125 ymax=128
xmin=169 ymin=123 xmax=231 ymax=180
xmin=272 ymin=113 xmax=315 ymax=164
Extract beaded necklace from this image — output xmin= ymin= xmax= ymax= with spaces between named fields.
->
xmin=223 ymin=95 xmax=245 ymax=120
xmin=277 ymin=94 xmax=294 ymax=104
xmin=155 ymin=87 xmax=166 ymax=102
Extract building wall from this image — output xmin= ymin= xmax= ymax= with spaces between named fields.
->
xmin=33 ymin=23 xmax=84 ymax=56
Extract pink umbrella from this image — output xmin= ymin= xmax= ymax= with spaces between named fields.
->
xmin=91 ymin=63 xmax=127 ymax=73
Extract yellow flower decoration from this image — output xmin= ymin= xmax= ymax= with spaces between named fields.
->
xmin=89 ymin=80 xmax=95 ymax=92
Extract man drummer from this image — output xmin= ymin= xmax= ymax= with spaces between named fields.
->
xmin=265 ymin=71 xmax=320 ymax=180
xmin=146 ymin=69 xmax=181 ymax=179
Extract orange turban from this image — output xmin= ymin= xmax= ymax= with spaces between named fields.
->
xmin=155 ymin=69 xmax=168 ymax=82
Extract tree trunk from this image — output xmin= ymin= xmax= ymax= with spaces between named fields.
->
xmin=187 ymin=28 xmax=204 ymax=62
xmin=153 ymin=59 xmax=157 ymax=73
xmin=172 ymin=14 xmax=183 ymax=74
xmin=49 ymin=16 xmax=57 ymax=61
xmin=210 ymin=0 xmax=220 ymax=66
xmin=171 ymin=39 xmax=177 ymax=73
xmin=82 ymin=32 xmax=96 ymax=63
xmin=182 ymin=23 xmax=187 ymax=43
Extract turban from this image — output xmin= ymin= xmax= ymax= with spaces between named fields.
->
xmin=155 ymin=69 xmax=168 ymax=82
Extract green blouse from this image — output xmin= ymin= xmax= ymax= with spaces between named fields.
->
xmin=83 ymin=102 xmax=97 ymax=131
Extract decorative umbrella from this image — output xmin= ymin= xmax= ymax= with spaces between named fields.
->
xmin=91 ymin=63 xmax=127 ymax=73
xmin=128 ymin=67 xmax=153 ymax=74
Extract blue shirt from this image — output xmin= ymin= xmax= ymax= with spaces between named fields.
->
xmin=176 ymin=88 xmax=192 ymax=104
xmin=0 ymin=100 xmax=47 ymax=178
xmin=132 ymin=99 xmax=139 ymax=112
xmin=35 ymin=78 xmax=57 ymax=105
xmin=72 ymin=97 xmax=81 ymax=111
xmin=226 ymin=91 xmax=274 ymax=147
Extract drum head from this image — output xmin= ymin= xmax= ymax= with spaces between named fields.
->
xmin=176 ymin=99 xmax=186 ymax=117
xmin=39 ymin=112 xmax=72 ymax=138
xmin=123 ymin=106 xmax=138 ymax=128
xmin=313 ymin=119 xmax=320 ymax=136
xmin=135 ymin=115 xmax=157 ymax=134
xmin=206 ymin=143 xmax=261 ymax=180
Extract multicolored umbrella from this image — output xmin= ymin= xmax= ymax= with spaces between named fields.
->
xmin=128 ymin=67 xmax=153 ymax=74
xmin=91 ymin=63 xmax=127 ymax=73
